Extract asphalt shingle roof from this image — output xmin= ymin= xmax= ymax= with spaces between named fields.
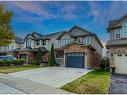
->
xmin=15 ymin=37 xmax=24 ymax=44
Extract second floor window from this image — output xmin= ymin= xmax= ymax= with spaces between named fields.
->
xmin=74 ymin=38 xmax=77 ymax=41
xmin=26 ymin=39 xmax=31 ymax=47
xmin=115 ymin=29 xmax=121 ymax=39
xmin=42 ymin=40 xmax=46 ymax=45
xmin=84 ymin=36 xmax=91 ymax=44
xmin=124 ymin=26 xmax=127 ymax=38
xmin=36 ymin=40 xmax=40 ymax=45
xmin=61 ymin=37 xmax=70 ymax=46
xmin=3 ymin=46 xmax=9 ymax=51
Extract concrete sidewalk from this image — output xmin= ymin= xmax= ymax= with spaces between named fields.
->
xmin=0 ymin=74 xmax=70 ymax=94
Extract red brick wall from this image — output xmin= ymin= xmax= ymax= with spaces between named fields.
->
xmin=28 ymin=52 xmax=36 ymax=62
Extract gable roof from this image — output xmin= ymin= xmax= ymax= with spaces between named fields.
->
xmin=107 ymin=13 xmax=127 ymax=31
xmin=57 ymin=26 xmax=94 ymax=39
xmin=57 ymin=26 xmax=103 ymax=48
xmin=32 ymin=32 xmax=43 ymax=38
xmin=41 ymin=31 xmax=64 ymax=40
xmin=21 ymin=26 xmax=103 ymax=48
xmin=57 ymin=31 xmax=74 ymax=40
xmin=15 ymin=37 xmax=24 ymax=44
xmin=68 ymin=26 xmax=94 ymax=36
xmin=24 ymin=32 xmax=43 ymax=40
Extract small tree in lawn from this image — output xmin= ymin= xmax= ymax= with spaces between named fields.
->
xmin=34 ymin=47 xmax=42 ymax=65
xmin=49 ymin=43 xmax=56 ymax=66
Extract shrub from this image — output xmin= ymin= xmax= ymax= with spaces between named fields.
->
xmin=4 ymin=60 xmax=12 ymax=66
xmin=0 ymin=60 xmax=4 ymax=67
xmin=49 ymin=43 xmax=56 ymax=66
xmin=34 ymin=47 xmax=42 ymax=65
xmin=12 ymin=59 xmax=20 ymax=66
xmin=100 ymin=57 xmax=110 ymax=70
xmin=19 ymin=59 xmax=25 ymax=65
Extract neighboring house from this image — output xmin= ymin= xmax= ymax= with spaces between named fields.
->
xmin=106 ymin=14 xmax=127 ymax=74
xmin=0 ymin=26 xmax=103 ymax=69
xmin=0 ymin=37 xmax=24 ymax=57
xmin=19 ymin=31 xmax=63 ymax=62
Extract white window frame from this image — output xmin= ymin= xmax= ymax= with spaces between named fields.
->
xmin=114 ymin=29 xmax=121 ymax=39
xmin=123 ymin=26 xmax=127 ymax=38
xmin=123 ymin=22 xmax=127 ymax=38
xmin=42 ymin=40 xmax=46 ymax=45
xmin=84 ymin=36 xmax=91 ymax=44
xmin=26 ymin=39 xmax=31 ymax=47
xmin=61 ymin=37 xmax=70 ymax=46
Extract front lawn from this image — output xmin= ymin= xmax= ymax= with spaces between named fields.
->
xmin=0 ymin=64 xmax=47 ymax=74
xmin=61 ymin=70 xmax=110 ymax=94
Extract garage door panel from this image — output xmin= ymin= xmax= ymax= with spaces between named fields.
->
xmin=66 ymin=52 xmax=85 ymax=68
xmin=114 ymin=54 xmax=127 ymax=74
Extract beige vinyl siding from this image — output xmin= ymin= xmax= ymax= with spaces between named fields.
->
xmin=110 ymin=30 xmax=114 ymax=40
xmin=42 ymin=33 xmax=62 ymax=51
xmin=92 ymin=36 xmax=102 ymax=56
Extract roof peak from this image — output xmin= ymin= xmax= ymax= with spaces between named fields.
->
xmin=108 ymin=13 xmax=127 ymax=30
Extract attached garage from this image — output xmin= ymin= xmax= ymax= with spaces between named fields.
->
xmin=66 ymin=52 xmax=85 ymax=68
xmin=114 ymin=54 xmax=127 ymax=74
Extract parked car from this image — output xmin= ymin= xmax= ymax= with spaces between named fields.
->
xmin=0 ymin=56 xmax=16 ymax=61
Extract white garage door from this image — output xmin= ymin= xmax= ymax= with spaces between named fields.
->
xmin=114 ymin=54 xmax=127 ymax=74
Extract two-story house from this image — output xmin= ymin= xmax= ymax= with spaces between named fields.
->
xmin=106 ymin=14 xmax=127 ymax=74
xmin=55 ymin=26 xmax=103 ymax=69
xmin=18 ymin=31 xmax=63 ymax=62
xmin=0 ymin=37 xmax=24 ymax=57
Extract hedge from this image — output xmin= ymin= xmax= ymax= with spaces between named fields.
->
xmin=0 ymin=59 xmax=26 ymax=67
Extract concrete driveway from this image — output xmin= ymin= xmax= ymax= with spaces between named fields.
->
xmin=109 ymin=74 xmax=127 ymax=94
xmin=9 ymin=67 xmax=91 ymax=87
xmin=0 ymin=82 xmax=24 ymax=94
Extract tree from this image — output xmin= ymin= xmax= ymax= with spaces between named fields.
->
xmin=0 ymin=4 xmax=15 ymax=46
xmin=49 ymin=43 xmax=56 ymax=66
xmin=34 ymin=47 xmax=42 ymax=65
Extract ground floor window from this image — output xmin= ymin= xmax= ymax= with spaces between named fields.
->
xmin=19 ymin=54 xmax=27 ymax=60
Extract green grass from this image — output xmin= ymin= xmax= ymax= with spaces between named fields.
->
xmin=0 ymin=64 xmax=47 ymax=74
xmin=61 ymin=70 xmax=110 ymax=94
